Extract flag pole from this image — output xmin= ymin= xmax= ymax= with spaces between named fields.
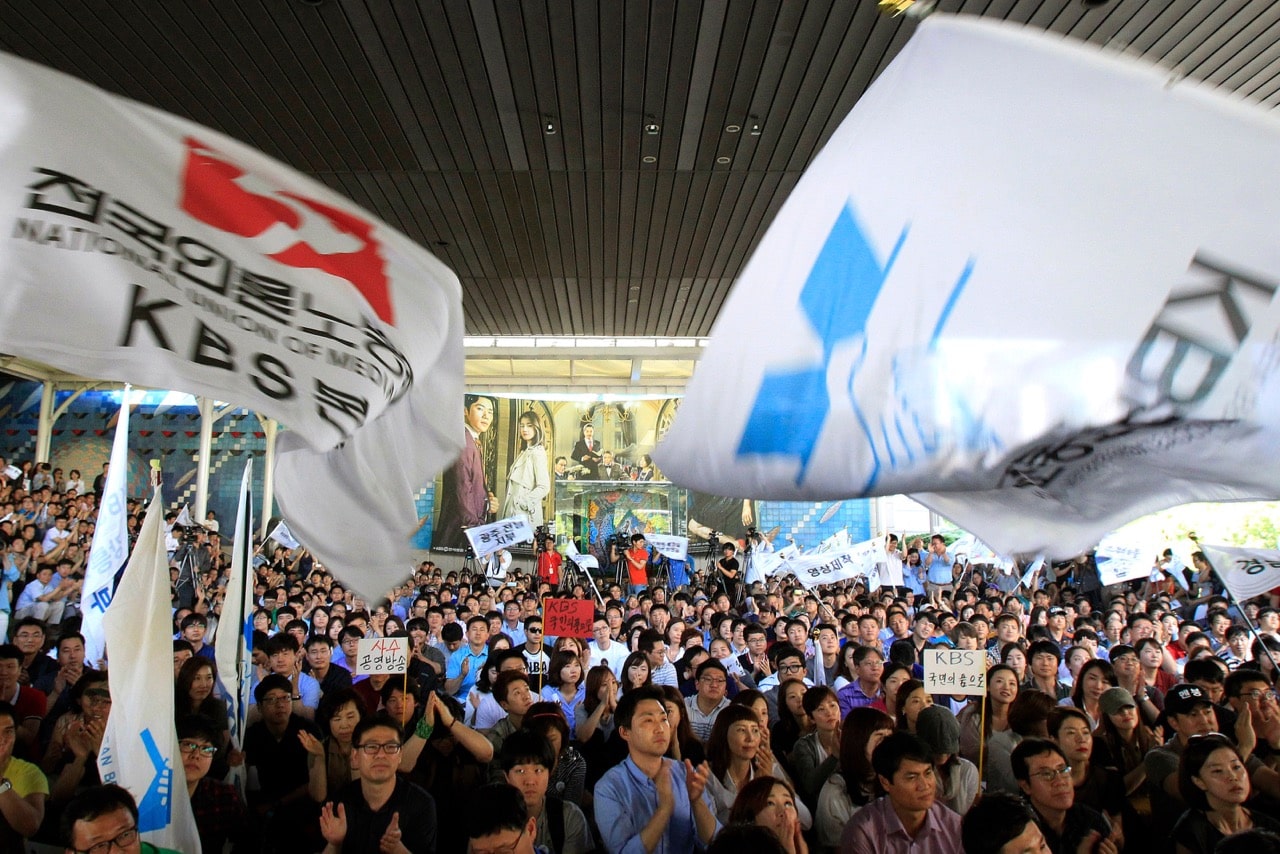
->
xmin=978 ymin=694 xmax=988 ymax=785
xmin=1194 ymin=536 xmax=1280 ymax=678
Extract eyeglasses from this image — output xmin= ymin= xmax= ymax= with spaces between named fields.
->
xmin=1240 ymin=689 xmax=1279 ymax=702
xmin=699 ymin=677 xmax=727 ymax=686
xmin=356 ymin=742 xmax=402 ymax=756
xmin=1028 ymin=766 xmax=1073 ymax=783
xmin=262 ymin=695 xmax=293 ymax=706
xmin=778 ymin=664 xmax=805 ymax=674
xmin=73 ymin=826 xmax=138 ymax=854
xmin=471 ymin=828 xmax=527 ymax=854
xmin=527 ymin=627 xmax=543 ymax=634
xmin=179 ymin=741 xmax=218 ymax=757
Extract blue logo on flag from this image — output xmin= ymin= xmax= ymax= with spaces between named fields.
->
xmin=737 ymin=202 xmax=975 ymax=491
xmin=137 ymin=728 xmax=173 ymax=832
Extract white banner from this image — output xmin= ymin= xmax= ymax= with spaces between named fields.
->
xmin=355 ymin=637 xmax=409 ymax=675
xmin=786 ymin=537 xmax=884 ymax=589
xmin=214 ymin=460 xmax=254 ymax=792
xmin=99 ymin=491 xmax=202 ymax=852
xmin=1095 ymin=535 xmax=1153 ymax=586
xmin=1020 ymin=555 xmax=1046 ymax=590
xmin=655 ymin=13 xmax=1280 ymax=559
xmin=0 ymin=51 xmax=464 ymax=598
xmin=82 ymin=393 xmax=130 ymax=668
xmin=646 ymin=534 xmax=689 ymax=562
xmin=465 ymin=516 xmax=534 ymax=559
xmin=923 ymin=649 xmax=987 ymax=697
xmin=1201 ymin=544 xmax=1280 ymax=601
xmin=266 ymin=520 xmax=299 ymax=551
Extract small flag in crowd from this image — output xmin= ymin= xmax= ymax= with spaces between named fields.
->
xmin=215 ymin=461 xmax=255 ymax=793
xmin=266 ymin=520 xmax=300 ymax=551
xmin=655 ymin=12 xmax=1280 ymax=559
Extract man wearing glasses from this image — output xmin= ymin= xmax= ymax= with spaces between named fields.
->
xmin=685 ymin=660 xmax=731 ymax=743
xmin=319 ymin=717 xmax=437 ymax=854
xmin=62 ymin=784 xmax=177 ymax=854
xmin=754 ymin=644 xmax=813 ymax=724
xmin=464 ymin=783 xmax=541 ymax=854
xmin=1012 ymin=738 xmax=1117 ymax=854
xmin=243 ymin=674 xmax=320 ymax=851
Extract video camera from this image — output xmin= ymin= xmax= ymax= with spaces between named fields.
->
xmin=534 ymin=522 xmax=555 ymax=552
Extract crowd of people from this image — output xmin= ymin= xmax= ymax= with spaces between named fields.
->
xmin=0 ymin=457 xmax=1279 ymax=853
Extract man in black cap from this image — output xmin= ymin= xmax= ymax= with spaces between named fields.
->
xmin=1145 ymin=683 xmax=1280 ymax=829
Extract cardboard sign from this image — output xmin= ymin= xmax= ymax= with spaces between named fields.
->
xmin=543 ymin=598 xmax=595 ymax=637
xmin=923 ymin=649 xmax=986 ymax=696
xmin=355 ymin=637 xmax=409 ymax=675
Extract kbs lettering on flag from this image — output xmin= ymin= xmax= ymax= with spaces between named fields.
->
xmin=18 ymin=163 xmax=414 ymax=436
xmin=356 ymin=637 xmax=408 ymax=675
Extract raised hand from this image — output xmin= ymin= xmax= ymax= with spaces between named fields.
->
xmin=298 ymin=730 xmax=325 ymax=757
xmin=319 ymin=802 xmax=347 ymax=846
xmin=379 ymin=812 xmax=404 ymax=853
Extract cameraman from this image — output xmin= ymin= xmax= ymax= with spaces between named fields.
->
xmin=172 ymin=526 xmax=212 ymax=611
xmin=534 ymin=529 xmax=562 ymax=588
xmin=623 ymin=533 xmax=650 ymax=595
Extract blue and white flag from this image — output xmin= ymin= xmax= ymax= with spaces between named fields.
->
xmin=81 ymin=390 xmax=130 ymax=669
xmin=215 ymin=461 xmax=254 ymax=791
xmin=647 ymin=534 xmax=689 ymax=562
xmin=1019 ymin=555 xmax=1046 ymax=591
xmin=99 ymin=489 xmax=202 ymax=852
xmin=565 ymin=540 xmax=599 ymax=571
xmin=266 ymin=520 xmax=299 ymax=551
xmin=655 ymin=13 xmax=1280 ymax=559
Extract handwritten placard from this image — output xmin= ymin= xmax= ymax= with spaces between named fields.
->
xmin=465 ymin=516 xmax=535 ymax=558
xmin=543 ymin=598 xmax=594 ymax=637
xmin=922 ymin=649 xmax=986 ymax=696
xmin=355 ymin=637 xmax=409 ymax=675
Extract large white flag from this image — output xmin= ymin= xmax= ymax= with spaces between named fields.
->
xmin=215 ymin=461 xmax=254 ymax=789
xmin=1201 ymin=544 xmax=1280 ymax=601
xmin=99 ymin=490 xmax=202 ymax=852
xmin=81 ymin=392 xmax=130 ymax=668
xmin=0 ymin=52 xmax=464 ymax=598
xmin=655 ymin=13 xmax=1280 ymax=559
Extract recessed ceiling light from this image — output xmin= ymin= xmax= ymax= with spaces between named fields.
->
xmin=642 ymin=155 xmax=657 ymax=163
xmin=544 ymin=118 xmax=556 ymax=135
xmin=725 ymin=125 xmax=740 ymax=133
xmin=716 ymin=156 xmax=731 ymax=164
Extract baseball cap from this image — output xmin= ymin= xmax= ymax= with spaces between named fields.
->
xmin=1099 ymin=687 xmax=1136 ymax=717
xmin=1164 ymin=683 xmax=1212 ymax=717
xmin=1048 ymin=606 xmax=1067 ymax=617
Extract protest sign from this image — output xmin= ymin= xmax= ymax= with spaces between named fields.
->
xmin=923 ymin=649 xmax=986 ymax=696
xmin=1095 ymin=536 xmax=1152 ymax=586
xmin=543 ymin=599 xmax=595 ymax=637
xmin=646 ymin=534 xmax=689 ymax=562
xmin=355 ymin=637 xmax=409 ymax=675
xmin=465 ymin=517 xmax=535 ymax=558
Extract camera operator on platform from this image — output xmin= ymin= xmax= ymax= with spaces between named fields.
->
xmin=534 ymin=527 xmax=562 ymax=589
xmin=624 ymin=533 xmax=651 ymax=595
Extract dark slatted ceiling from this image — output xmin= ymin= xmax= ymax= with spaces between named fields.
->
xmin=1 ymin=0 xmax=1276 ymax=337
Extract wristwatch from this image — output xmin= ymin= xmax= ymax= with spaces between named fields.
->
xmin=291 ymin=695 xmax=301 ymax=701
xmin=0 ymin=778 xmax=13 ymax=796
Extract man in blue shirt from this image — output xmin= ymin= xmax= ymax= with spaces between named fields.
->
xmin=595 ymin=686 xmax=720 ymax=852
xmin=445 ymin=615 xmax=490 ymax=701
xmin=923 ymin=534 xmax=954 ymax=610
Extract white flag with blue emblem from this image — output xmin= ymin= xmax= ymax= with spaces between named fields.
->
xmin=99 ymin=488 xmax=202 ymax=852
xmin=215 ymin=460 xmax=254 ymax=792
xmin=81 ymin=391 xmax=130 ymax=669
xmin=655 ymin=13 xmax=1280 ymax=559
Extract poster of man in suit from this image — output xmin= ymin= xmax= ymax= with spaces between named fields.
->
xmin=433 ymin=394 xmax=499 ymax=550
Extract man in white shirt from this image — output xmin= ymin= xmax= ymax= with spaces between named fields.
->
xmin=589 ymin=614 xmax=629 ymax=678
xmin=640 ymin=629 xmax=678 ymax=687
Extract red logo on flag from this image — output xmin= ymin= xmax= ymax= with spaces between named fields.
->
xmin=179 ymin=137 xmax=395 ymax=324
